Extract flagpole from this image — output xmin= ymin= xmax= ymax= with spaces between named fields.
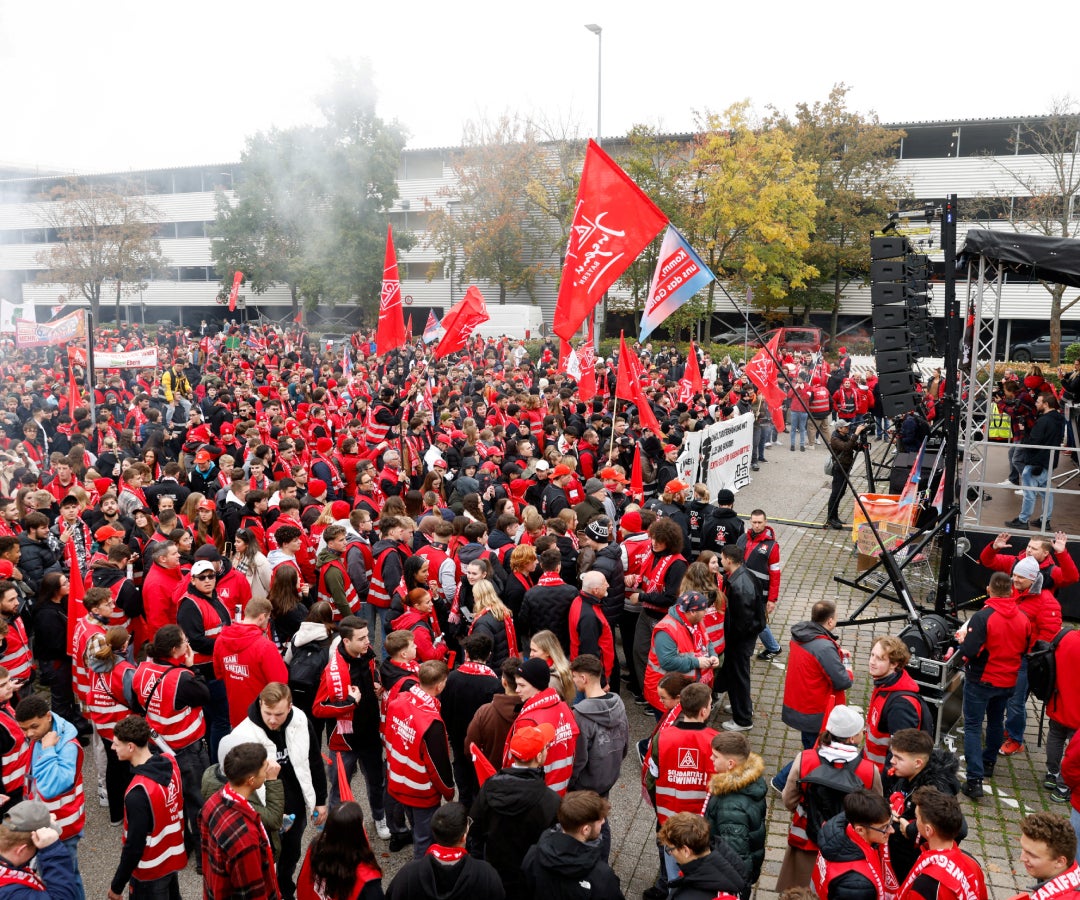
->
xmin=85 ymin=310 xmax=96 ymax=429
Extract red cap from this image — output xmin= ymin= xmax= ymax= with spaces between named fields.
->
xmin=665 ymin=479 xmax=689 ymax=494
xmin=599 ymin=467 xmax=627 ymax=484
xmin=838 ymin=346 xmax=847 ymax=354
xmin=433 ymin=458 xmax=448 ymax=470
xmin=220 ymin=422 xmax=235 ymax=435
xmin=94 ymin=525 xmax=126 ymax=542
xmin=507 ymin=722 xmax=556 ymax=762
xmin=552 ymin=464 xmax=572 ymax=478
xmin=309 ymin=479 xmax=327 ymax=497
xmin=451 ymin=430 xmax=467 ymax=441
xmin=663 ymin=444 xmax=679 ymax=454
xmin=197 ymin=498 xmax=216 ymax=511
xmin=194 ymin=450 xmax=212 ymax=465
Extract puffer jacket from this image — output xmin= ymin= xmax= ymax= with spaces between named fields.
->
xmin=703 ymin=752 xmax=768 ymax=884
xmin=886 ymin=747 xmax=965 ymax=882
xmin=667 ymin=841 xmax=748 ymax=900
xmin=589 ymin=543 xmax=626 ymax=625
xmin=815 ymin=813 xmax=888 ymax=900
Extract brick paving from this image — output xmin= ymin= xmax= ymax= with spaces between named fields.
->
xmin=75 ymin=438 xmax=1057 ymax=898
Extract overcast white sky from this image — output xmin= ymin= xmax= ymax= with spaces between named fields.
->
xmin=1 ymin=0 xmax=1075 ymax=174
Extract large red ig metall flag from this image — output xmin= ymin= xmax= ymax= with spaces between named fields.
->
xmin=376 ymin=226 xmax=406 ymax=356
xmin=553 ymin=140 xmax=668 ymax=341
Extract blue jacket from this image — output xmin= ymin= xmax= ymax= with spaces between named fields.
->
xmin=0 ymin=842 xmax=81 ymax=900
xmin=28 ymin=714 xmax=80 ymax=802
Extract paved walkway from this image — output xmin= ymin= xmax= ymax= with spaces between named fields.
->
xmin=75 ymin=438 xmax=1052 ymax=898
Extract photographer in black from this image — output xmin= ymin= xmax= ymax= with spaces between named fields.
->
xmin=826 ymin=420 xmax=869 ymax=529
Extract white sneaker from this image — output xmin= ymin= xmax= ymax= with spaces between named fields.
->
xmin=721 ymin=720 xmax=753 ymax=732
xmin=375 ymin=818 xmax=391 ymax=840
xmin=1015 ymin=490 xmax=1024 ymax=496
xmin=765 ymin=442 xmax=773 ymax=448
xmin=997 ymin=480 xmax=1016 ymax=487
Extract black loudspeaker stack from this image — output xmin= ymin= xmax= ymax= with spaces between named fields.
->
xmin=871 ymin=236 xmax=928 ymax=417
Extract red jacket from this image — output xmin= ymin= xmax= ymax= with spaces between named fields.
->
xmin=1048 ymin=630 xmax=1080 ymax=730
xmin=979 ymin=544 xmax=1079 ymax=596
xmin=390 ymin=610 xmax=447 ymax=662
xmin=213 ymin=622 xmax=289 ymax=726
xmin=142 ymin=563 xmax=185 ymax=640
xmin=1017 ymin=588 xmax=1063 ymax=642
xmin=958 ymin=594 xmax=1033 ymax=688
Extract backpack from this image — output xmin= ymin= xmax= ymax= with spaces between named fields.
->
xmin=287 ymin=637 xmax=331 ymax=707
xmin=885 ymin=689 xmax=936 ymax=738
xmin=800 ymin=754 xmax=871 ymax=846
xmin=1028 ymin=627 xmax=1070 ymax=702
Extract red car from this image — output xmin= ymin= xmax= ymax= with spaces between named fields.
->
xmin=748 ymin=326 xmax=829 ymax=354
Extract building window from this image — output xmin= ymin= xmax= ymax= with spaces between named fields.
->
xmin=957 ymin=123 xmax=1016 ymax=157
xmin=403 ymin=261 xmax=443 ymax=281
xmin=176 ymin=221 xmax=207 ymax=238
xmin=179 ymin=266 xmax=209 ymax=281
xmin=898 ymin=125 xmax=958 ymax=159
xmin=403 ymin=152 xmax=443 ymax=180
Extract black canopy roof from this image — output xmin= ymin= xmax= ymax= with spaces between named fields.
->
xmin=961 ymin=229 xmax=1080 ymax=289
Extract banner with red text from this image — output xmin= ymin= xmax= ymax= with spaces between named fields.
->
xmin=68 ymin=345 xmax=159 ymax=370
xmin=639 ymin=226 xmax=715 ymax=341
xmin=15 ymin=310 xmax=87 ymax=348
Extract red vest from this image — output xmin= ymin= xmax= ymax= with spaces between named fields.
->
xmin=384 ymin=685 xmax=448 ymax=808
xmin=809 ymin=385 xmax=831 ymax=415
xmin=651 ymin=722 xmax=717 ymax=824
xmin=623 ymin=533 xmax=652 ymax=577
xmin=0 ymin=707 xmax=29 ymax=796
xmin=503 ymin=688 xmax=579 ymax=795
xmin=788 ymin=748 xmax=876 ymax=851
xmin=71 ymin=617 xmax=106 ymax=704
xmin=316 ymin=556 xmax=361 ymax=620
xmin=25 ymin=731 xmax=84 ymax=841
xmin=640 ymin=553 xmax=687 ymax=615
xmin=0 ymin=616 xmax=32 ymax=681
xmin=178 ymin=593 xmax=227 ymax=667
xmin=370 ymin=544 xmax=408 ymax=609
xmin=126 ymin=755 xmax=187 ymax=882
xmin=414 ymin=545 xmax=457 ymax=603
xmin=133 ymin=661 xmax=205 ymax=750
xmin=104 ymin=575 xmax=132 ymax=632
xmin=897 ymin=846 xmax=987 ymax=900
xmin=86 ymin=661 xmax=136 ymax=742
xmin=644 ymin=612 xmax=711 ymax=710
xmin=812 ymin=825 xmax=890 ymax=900
xmin=865 ymin=672 xmax=923 ymax=770
xmin=569 ymin=595 xmax=615 ymax=677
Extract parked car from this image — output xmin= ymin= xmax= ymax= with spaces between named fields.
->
xmin=1010 ymin=330 xmax=1080 ymax=362
xmin=747 ymin=326 xmax=829 ymax=354
xmin=318 ymin=332 xmax=351 ymax=352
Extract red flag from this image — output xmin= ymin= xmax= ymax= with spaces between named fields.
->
xmin=553 ymin=140 xmax=668 ymax=341
xmin=745 ymin=332 xmax=787 ymax=433
xmin=558 ymin=338 xmax=573 ymax=373
xmin=630 ymin=444 xmax=644 ymax=502
xmin=434 ymin=286 xmax=489 ymax=359
xmin=65 ymin=535 xmax=85 ymax=650
xmin=293 ymin=309 xmax=303 ymax=324
xmin=335 ymin=753 xmax=355 ymax=803
xmin=678 ymin=340 xmax=703 ymax=403
xmin=376 ymin=227 xmax=406 ymax=356
xmin=578 ymin=318 xmax=597 ymax=403
xmin=616 ymin=333 xmax=663 ymax=435
xmin=227 ymin=271 xmax=243 ymax=312
xmin=405 ymin=314 xmax=413 ymax=346
xmin=470 ymin=741 xmax=498 ymax=787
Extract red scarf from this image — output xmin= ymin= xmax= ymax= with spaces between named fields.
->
xmin=538 ymin=572 xmax=565 ymax=587
xmin=426 ymin=844 xmax=467 ymax=863
xmin=457 ymin=662 xmax=496 ymax=678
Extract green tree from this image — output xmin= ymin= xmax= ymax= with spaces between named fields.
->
xmin=425 ymin=115 xmax=559 ymax=304
xmin=773 ymin=84 xmax=907 ymax=337
xmin=985 ymin=97 xmax=1080 ymax=365
xmin=210 ymin=60 xmax=409 ymax=321
xmin=686 ymin=103 xmax=822 ymax=333
xmin=35 ymin=179 xmax=166 ymax=324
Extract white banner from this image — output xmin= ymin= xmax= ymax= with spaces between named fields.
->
xmin=68 ymin=345 xmax=159 ymax=369
xmin=675 ymin=412 xmax=754 ymax=496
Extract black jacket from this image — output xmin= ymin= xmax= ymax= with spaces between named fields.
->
xmin=521 ymin=827 xmax=625 ymax=900
xmin=386 ymin=853 xmax=505 ymax=900
xmin=667 ymin=844 xmax=747 ymax=900
xmin=440 ymin=666 xmax=501 ymax=758
xmin=470 ymin=767 xmax=561 ymax=897
xmin=1017 ymin=407 xmax=1069 ymax=471
xmin=518 ymin=580 xmax=577 ymax=653
xmin=886 ymin=748 xmax=965 ymax=882
xmin=816 ymin=813 xmax=885 ymax=900
xmin=722 ymin=565 xmax=764 ymax=641
xmin=701 ymin=507 xmax=745 ymax=554
xmin=18 ymin=533 xmax=62 ymax=595
xmin=590 ymin=543 xmax=626 ymax=624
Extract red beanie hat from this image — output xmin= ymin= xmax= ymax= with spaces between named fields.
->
xmin=309 ymin=479 xmax=327 ymax=498
xmin=331 ymin=500 xmax=350 ymax=520
xmin=94 ymin=478 xmax=114 ymax=496
xmin=621 ymin=511 xmax=643 ymax=533
xmin=316 ymin=437 xmax=333 ymax=454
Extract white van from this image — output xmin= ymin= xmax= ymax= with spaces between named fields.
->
xmin=472 ymin=304 xmax=545 ymax=340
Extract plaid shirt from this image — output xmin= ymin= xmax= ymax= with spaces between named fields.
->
xmin=200 ymin=785 xmax=280 ymax=900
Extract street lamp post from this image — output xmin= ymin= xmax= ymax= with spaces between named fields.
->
xmin=585 ymin=24 xmax=602 ymax=146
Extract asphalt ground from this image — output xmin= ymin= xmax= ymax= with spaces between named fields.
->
xmin=71 ymin=432 xmax=1049 ymax=898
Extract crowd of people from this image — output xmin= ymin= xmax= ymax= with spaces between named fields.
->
xmin=0 ymin=320 xmax=1073 ymax=900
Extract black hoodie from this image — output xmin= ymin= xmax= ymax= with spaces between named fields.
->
xmin=110 ymin=753 xmax=178 ymax=894
xmin=470 ymin=767 xmax=560 ymax=896
xmin=91 ymin=563 xmax=143 ymax=620
xmin=386 ymin=852 xmax=505 ymax=900
xmin=667 ymin=842 xmax=748 ymax=900
xmin=521 ymin=827 xmax=624 ymax=900
xmin=815 ymin=813 xmax=884 ymax=900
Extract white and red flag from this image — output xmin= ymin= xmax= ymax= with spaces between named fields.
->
xmin=423 ymin=310 xmax=442 ymax=344
xmin=553 ymin=140 xmax=667 ymax=341
xmin=434 ymin=286 xmax=490 ymax=359
xmin=678 ymin=339 xmax=703 ymax=403
xmin=376 ymin=227 xmax=406 ymax=356
xmin=744 ymin=331 xmax=787 ymax=433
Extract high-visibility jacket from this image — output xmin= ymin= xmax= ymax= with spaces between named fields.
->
xmin=86 ymin=661 xmax=136 ymax=742
xmin=133 ymin=661 xmax=205 ymax=751
xmin=126 ymin=755 xmax=187 ymax=883
xmin=503 ymin=688 xmax=579 ymax=795
xmin=0 ymin=707 xmax=29 ymax=797
xmin=643 ymin=611 xmax=711 ymax=711
xmin=370 ymin=543 xmax=408 ymax=610
xmin=0 ymin=616 xmax=32 ymax=681
xmin=316 ymin=556 xmax=360 ymax=620
xmin=71 ymin=617 xmax=106 ymax=705
xmin=384 ymin=685 xmax=452 ymax=808
xmin=896 ymin=846 xmax=987 ymax=900
xmin=651 ymin=722 xmax=716 ymax=824
xmin=865 ymin=670 xmax=924 ymax=770
xmin=177 ymin=593 xmax=227 ymax=668
xmin=788 ymin=748 xmax=876 ymax=851
xmin=25 ymin=735 xmax=84 ymax=841
xmin=812 ymin=824 xmax=890 ymax=900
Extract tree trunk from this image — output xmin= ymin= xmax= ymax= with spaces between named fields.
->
xmin=1050 ymin=283 xmax=1066 ymax=366
xmin=290 ymin=284 xmax=300 ymax=325
xmin=115 ymin=280 xmax=123 ymax=326
xmin=89 ymin=286 xmax=101 ymax=325
xmin=499 ymin=284 xmax=507 ymax=305
xmin=829 ymin=268 xmax=842 ymax=343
